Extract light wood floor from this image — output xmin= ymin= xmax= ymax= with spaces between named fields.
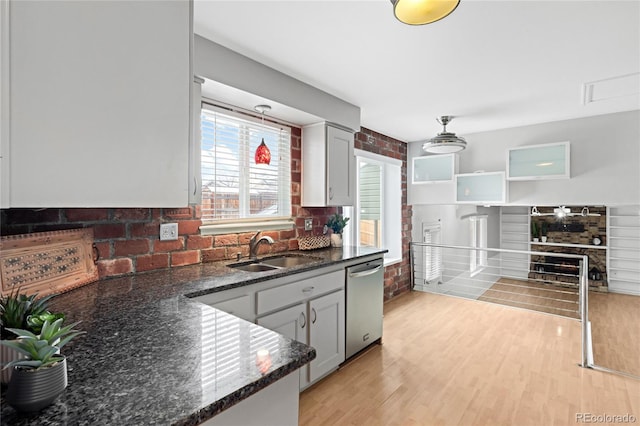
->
xmin=300 ymin=291 xmax=640 ymax=426
xmin=475 ymin=279 xmax=640 ymax=377
xmin=478 ymin=278 xmax=580 ymax=319
xmin=590 ymin=292 xmax=640 ymax=377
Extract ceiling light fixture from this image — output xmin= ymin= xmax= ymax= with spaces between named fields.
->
xmin=390 ymin=0 xmax=460 ymax=26
xmin=422 ymin=116 xmax=467 ymax=154
xmin=254 ymin=104 xmax=271 ymax=165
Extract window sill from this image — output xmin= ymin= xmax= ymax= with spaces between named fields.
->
xmin=200 ymin=219 xmax=295 ymax=236
xmin=383 ymin=256 xmax=402 ymax=267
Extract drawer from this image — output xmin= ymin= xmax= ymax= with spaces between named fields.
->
xmin=257 ymin=270 xmax=344 ymax=315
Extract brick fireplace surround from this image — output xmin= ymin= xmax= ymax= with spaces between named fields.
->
xmin=528 ymin=206 xmax=607 ymax=291
xmin=0 ymin=127 xmax=412 ymax=301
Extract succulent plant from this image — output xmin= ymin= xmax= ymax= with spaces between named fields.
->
xmin=326 ymin=213 xmax=350 ymax=235
xmin=0 ymin=289 xmax=55 ymax=339
xmin=1 ymin=318 xmax=85 ymax=370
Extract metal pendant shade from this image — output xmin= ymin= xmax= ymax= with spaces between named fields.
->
xmin=422 ymin=116 xmax=467 ymax=154
xmin=390 ymin=0 xmax=460 ymax=25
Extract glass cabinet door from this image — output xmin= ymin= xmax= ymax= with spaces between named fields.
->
xmin=412 ymin=154 xmax=456 ymax=184
xmin=455 ymin=171 xmax=507 ymax=204
xmin=507 ymin=141 xmax=570 ymax=180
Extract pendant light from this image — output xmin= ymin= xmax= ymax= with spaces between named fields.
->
xmin=422 ymin=116 xmax=467 ymax=154
xmin=390 ymin=0 xmax=460 ymax=26
xmin=254 ymin=104 xmax=271 ymax=165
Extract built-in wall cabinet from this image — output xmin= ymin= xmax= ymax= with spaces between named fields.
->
xmin=1 ymin=0 xmax=192 ymax=208
xmin=302 ymin=122 xmax=355 ymax=206
xmin=455 ymin=171 xmax=507 ymax=204
xmin=507 ymin=141 xmax=570 ymax=181
xmin=412 ymin=153 xmax=457 ymax=184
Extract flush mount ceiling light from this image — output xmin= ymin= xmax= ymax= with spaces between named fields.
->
xmin=422 ymin=116 xmax=467 ymax=154
xmin=390 ymin=0 xmax=460 ymax=25
xmin=254 ymin=104 xmax=272 ymax=165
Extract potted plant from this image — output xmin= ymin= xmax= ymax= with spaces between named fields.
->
xmin=0 ymin=289 xmax=57 ymax=384
xmin=531 ymin=220 xmax=540 ymax=242
xmin=1 ymin=318 xmax=84 ymax=412
xmin=326 ymin=213 xmax=350 ymax=247
xmin=540 ymin=221 xmax=548 ymax=243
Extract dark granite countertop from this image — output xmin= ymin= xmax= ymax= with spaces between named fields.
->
xmin=1 ymin=246 xmax=386 ymax=425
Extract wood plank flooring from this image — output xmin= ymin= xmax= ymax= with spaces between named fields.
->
xmin=589 ymin=292 xmax=640 ymax=377
xmin=299 ymin=291 xmax=639 ymax=426
xmin=477 ymin=278 xmax=579 ymax=319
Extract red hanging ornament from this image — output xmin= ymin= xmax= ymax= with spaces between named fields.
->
xmin=255 ymin=139 xmax=271 ymax=165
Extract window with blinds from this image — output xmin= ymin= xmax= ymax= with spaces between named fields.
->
xmin=423 ymin=221 xmax=442 ymax=282
xmin=470 ymin=215 xmax=488 ymax=276
xmin=200 ymin=105 xmax=291 ymax=222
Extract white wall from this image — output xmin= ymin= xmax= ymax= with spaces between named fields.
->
xmin=409 ymin=110 xmax=640 ymax=206
xmin=194 ymin=35 xmax=360 ymax=131
xmin=412 ymin=205 xmax=500 ymax=248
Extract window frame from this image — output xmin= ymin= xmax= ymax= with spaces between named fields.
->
xmin=344 ymin=149 xmax=402 ymax=266
xmin=199 ymin=103 xmax=294 ymax=236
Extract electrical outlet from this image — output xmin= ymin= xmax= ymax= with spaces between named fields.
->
xmin=160 ymin=223 xmax=178 ymax=241
xmin=304 ymin=218 xmax=313 ymax=231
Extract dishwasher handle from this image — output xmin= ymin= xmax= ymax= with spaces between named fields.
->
xmin=349 ymin=265 xmax=383 ymax=278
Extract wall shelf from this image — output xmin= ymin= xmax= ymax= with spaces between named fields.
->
xmin=530 ymin=241 xmax=607 ymax=250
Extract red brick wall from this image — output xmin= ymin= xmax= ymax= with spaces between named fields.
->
xmin=355 ymin=128 xmax=412 ymax=300
xmin=0 ymin=126 xmax=410 ymax=301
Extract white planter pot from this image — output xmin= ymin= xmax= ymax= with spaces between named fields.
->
xmin=330 ymin=233 xmax=343 ymax=248
xmin=541 ymin=236 xmax=548 ymax=243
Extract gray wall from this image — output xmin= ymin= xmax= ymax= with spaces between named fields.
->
xmin=409 ymin=110 xmax=640 ymax=206
xmin=410 ymin=110 xmax=640 ymax=248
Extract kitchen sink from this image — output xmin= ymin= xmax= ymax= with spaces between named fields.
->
xmin=260 ymin=255 xmax=321 ymax=268
xmin=230 ymin=263 xmax=280 ymax=272
xmin=228 ymin=254 xmax=322 ymax=272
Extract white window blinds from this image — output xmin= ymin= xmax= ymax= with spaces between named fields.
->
xmin=200 ymin=106 xmax=291 ymax=222
xmin=423 ymin=221 xmax=442 ymax=282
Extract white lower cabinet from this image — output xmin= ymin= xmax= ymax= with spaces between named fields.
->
xmin=256 ymin=269 xmax=345 ymax=390
xmin=202 ymin=371 xmax=299 ymax=426
xmin=308 ymin=289 xmax=345 ymax=384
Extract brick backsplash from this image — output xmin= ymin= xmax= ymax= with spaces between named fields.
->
xmin=0 ymin=127 xmax=411 ymax=301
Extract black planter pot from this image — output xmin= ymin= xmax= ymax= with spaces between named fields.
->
xmin=6 ymin=357 xmax=67 ymax=412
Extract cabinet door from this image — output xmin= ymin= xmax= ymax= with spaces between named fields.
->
xmin=412 ymin=154 xmax=456 ymax=184
xmin=308 ymin=289 xmax=345 ymax=383
xmin=507 ymin=141 xmax=570 ymax=180
xmin=257 ymin=303 xmax=308 ymax=389
xmin=455 ymin=172 xmax=507 ymax=204
xmin=6 ymin=0 xmax=191 ymax=207
xmin=257 ymin=303 xmax=308 ymax=345
xmin=326 ymin=125 xmax=354 ymax=206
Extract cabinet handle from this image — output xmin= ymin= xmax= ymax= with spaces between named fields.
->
xmin=311 ymin=308 xmax=317 ymax=324
xmin=193 ymin=177 xmax=198 ymax=196
xmin=329 ymin=187 xmax=333 ymax=200
xmin=302 ymin=286 xmax=315 ymax=293
xmin=300 ymin=312 xmax=306 ymax=328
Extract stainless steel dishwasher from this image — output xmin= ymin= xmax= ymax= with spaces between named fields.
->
xmin=345 ymin=258 xmax=384 ymax=359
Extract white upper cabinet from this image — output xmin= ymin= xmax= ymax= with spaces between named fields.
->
xmin=412 ymin=153 xmax=457 ymax=184
xmin=302 ymin=122 xmax=355 ymax=206
xmin=455 ymin=171 xmax=507 ymax=204
xmin=2 ymin=0 xmax=192 ymax=207
xmin=507 ymin=141 xmax=570 ymax=181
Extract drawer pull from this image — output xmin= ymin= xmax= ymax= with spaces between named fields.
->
xmin=302 ymin=286 xmax=315 ymax=293
xmin=300 ymin=312 xmax=306 ymax=329
xmin=311 ymin=308 xmax=317 ymax=324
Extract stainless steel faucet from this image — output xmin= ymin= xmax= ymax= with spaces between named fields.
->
xmin=249 ymin=230 xmax=274 ymax=259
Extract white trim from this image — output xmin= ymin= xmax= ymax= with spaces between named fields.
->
xmin=355 ymin=148 xmax=402 ymax=167
xmin=200 ymin=219 xmax=295 ymax=236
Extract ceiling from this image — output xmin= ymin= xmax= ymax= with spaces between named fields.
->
xmin=194 ymin=0 xmax=640 ymax=143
